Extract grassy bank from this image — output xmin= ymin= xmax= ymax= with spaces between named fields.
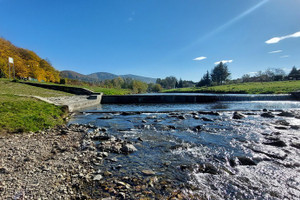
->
xmin=0 ymin=95 xmax=67 ymax=133
xmin=22 ymin=80 xmax=132 ymax=95
xmin=0 ymin=79 xmax=72 ymax=97
xmin=163 ymin=81 xmax=300 ymax=94
xmin=0 ymin=79 xmax=70 ymax=133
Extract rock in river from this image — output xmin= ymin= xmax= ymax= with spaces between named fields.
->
xmin=261 ymin=112 xmax=275 ymax=118
xmin=233 ymin=112 xmax=245 ymax=119
xmin=93 ymin=174 xmax=103 ymax=181
xmin=263 ymin=140 xmax=287 ymax=147
xmin=142 ymin=170 xmax=156 ymax=176
xmin=121 ymin=144 xmax=137 ymax=153
xmin=237 ymin=157 xmax=256 ymax=166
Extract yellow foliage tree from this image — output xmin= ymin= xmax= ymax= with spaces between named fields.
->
xmin=0 ymin=38 xmax=60 ymax=82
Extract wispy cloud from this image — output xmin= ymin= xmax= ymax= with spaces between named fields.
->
xmin=265 ymin=31 xmax=300 ymax=44
xmin=280 ymin=55 xmax=290 ymax=58
xmin=128 ymin=11 xmax=135 ymax=22
xmin=214 ymin=60 xmax=233 ymax=65
xmin=268 ymin=50 xmax=282 ymax=54
xmin=193 ymin=56 xmax=207 ymax=61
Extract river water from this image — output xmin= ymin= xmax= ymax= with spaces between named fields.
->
xmin=70 ymin=101 xmax=300 ymax=199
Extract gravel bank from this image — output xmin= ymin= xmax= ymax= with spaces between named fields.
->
xmin=0 ymin=124 xmax=186 ymax=200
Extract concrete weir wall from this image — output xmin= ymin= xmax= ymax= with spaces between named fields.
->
xmin=101 ymin=94 xmax=295 ymax=104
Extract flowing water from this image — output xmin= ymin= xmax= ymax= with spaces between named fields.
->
xmin=70 ymin=101 xmax=300 ymax=199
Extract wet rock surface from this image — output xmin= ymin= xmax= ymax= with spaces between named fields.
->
xmin=2 ymin=107 xmax=300 ymax=199
xmin=70 ymin=108 xmax=300 ymax=199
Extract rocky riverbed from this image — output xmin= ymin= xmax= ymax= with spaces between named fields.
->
xmin=1 ymin=107 xmax=300 ymax=199
xmin=0 ymin=123 xmax=187 ymax=199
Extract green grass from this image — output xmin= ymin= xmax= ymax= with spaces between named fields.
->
xmin=19 ymin=79 xmax=132 ymax=95
xmin=0 ymin=94 xmax=67 ymax=133
xmin=0 ymin=79 xmax=72 ymax=97
xmin=83 ymin=86 xmax=132 ymax=95
xmin=163 ymin=81 xmax=300 ymax=94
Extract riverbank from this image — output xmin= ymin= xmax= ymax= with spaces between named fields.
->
xmin=0 ymin=79 xmax=73 ymax=133
xmin=163 ymin=80 xmax=300 ymax=94
xmin=1 ymin=108 xmax=300 ymax=199
xmin=0 ymin=124 xmax=187 ymax=199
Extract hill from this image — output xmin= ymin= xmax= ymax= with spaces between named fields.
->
xmin=60 ymin=70 xmax=157 ymax=83
xmin=0 ymin=38 xmax=60 ymax=82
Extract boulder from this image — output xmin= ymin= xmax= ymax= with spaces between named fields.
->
xmin=274 ymin=120 xmax=290 ymax=126
xmin=261 ymin=112 xmax=275 ymax=118
xmin=93 ymin=174 xmax=103 ymax=181
xmin=142 ymin=170 xmax=156 ymax=176
xmin=237 ymin=157 xmax=256 ymax=166
xmin=263 ymin=140 xmax=287 ymax=147
xmin=177 ymin=115 xmax=186 ymax=120
xmin=201 ymin=117 xmax=213 ymax=122
xmin=277 ymin=111 xmax=295 ymax=117
xmin=121 ymin=144 xmax=137 ymax=154
xmin=233 ymin=112 xmax=245 ymax=119
xmin=198 ymin=163 xmax=219 ymax=175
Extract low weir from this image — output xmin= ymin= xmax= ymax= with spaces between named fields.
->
xmin=101 ymin=94 xmax=296 ymax=104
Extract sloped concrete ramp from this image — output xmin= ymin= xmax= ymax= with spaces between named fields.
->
xmin=36 ymin=95 xmax=102 ymax=112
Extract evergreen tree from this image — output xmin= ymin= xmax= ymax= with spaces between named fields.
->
xmin=288 ymin=66 xmax=300 ymax=79
xmin=211 ymin=62 xmax=230 ymax=85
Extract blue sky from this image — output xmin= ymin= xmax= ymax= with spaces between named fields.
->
xmin=0 ymin=0 xmax=299 ymax=81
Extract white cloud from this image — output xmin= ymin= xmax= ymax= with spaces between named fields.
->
xmin=268 ymin=50 xmax=282 ymax=54
xmin=193 ymin=56 xmax=207 ymax=61
xmin=280 ymin=55 xmax=290 ymax=58
xmin=265 ymin=31 xmax=300 ymax=44
xmin=214 ymin=60 xmax=233 ymax=65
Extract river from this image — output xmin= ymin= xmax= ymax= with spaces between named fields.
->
xmin=69 ymin=100 xmax=300 ymax=199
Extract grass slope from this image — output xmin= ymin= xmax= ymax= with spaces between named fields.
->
xmin=163 ymin=81 xmax=300 ymax=94
xmin=0 ymin=95 xmax=67 ymax=133
xmin=21 ymin=80 xmax=132 ymax=95
xmin=0 ymin=79 xmax=72 ymax=97
xmin=0 ymin=79 xmax=70 ymax=133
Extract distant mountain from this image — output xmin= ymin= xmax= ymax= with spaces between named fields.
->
xmin=120 ymin=74 xmax=157 ymax=84
xmin=88 ymin=72 xmax=118 ymax=80
xmin=60 ymin=70 xmax=97 ymax=82
xmin=60 ymin=70 xmax=157 ymax=84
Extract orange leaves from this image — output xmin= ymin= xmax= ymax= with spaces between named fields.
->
xmin=0 ymin=38 xmax=60 ymax=82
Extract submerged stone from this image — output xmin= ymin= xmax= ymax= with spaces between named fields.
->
xmin=277 ymin=111 xmax=295 ymax=117
xmin=237 ymin=157 xmax=256 ymax=166
xmin=261 ymin=112 xmax=275 ymax=118
xmin=263 ymin=140 xmax=287 ymax=147
xmin=142 ymin=170 xmax=156 ymax=176
xmin=198 ymin=163 xmax=219 ymax=175
xmin=121 ymin=144 xmax=137 ymax=154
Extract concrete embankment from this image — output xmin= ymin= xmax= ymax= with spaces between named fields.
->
xmin=20 ymin=82 xmax=102 ymax=111
xmin=39 ymin=95 xmax=102 ymax=112
xmin=101 ymin=94 xmax=295 ymax=104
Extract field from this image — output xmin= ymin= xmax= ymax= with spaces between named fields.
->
xmin=163 ymin=81 xmax=300 ymax=94
xmin=82 ymin=86 xmax=132 ymax=95
xmin=0 ymin=79 xmax=69 ymax=133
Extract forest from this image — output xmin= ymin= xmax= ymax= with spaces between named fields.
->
xmin=0 ymin=38 xmax=60 ymax=82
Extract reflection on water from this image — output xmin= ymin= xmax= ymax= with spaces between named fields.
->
xmin=71 ymin=102 xmax=300 ymax=199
